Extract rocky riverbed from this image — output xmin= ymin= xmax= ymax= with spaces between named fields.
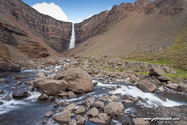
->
xmin=0 ymin=56 xmax=187 ymax=125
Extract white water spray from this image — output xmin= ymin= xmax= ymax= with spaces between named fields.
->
xmin=69 ymin=22 xmax=75 ymax=49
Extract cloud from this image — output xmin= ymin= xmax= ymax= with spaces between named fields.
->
xmin=32 ymin=2 xmax=68 ymax=21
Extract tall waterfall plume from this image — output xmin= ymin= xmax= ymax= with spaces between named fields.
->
xmin=69 ymin=22 xmax=75 ymax=49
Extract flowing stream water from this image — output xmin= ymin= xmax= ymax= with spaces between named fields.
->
xmin=69 ymin=22 xmax=75 ymax=49
xmin=0 ymin=63 xmax=187 ymax=125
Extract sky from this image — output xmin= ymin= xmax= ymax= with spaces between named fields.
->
xmin=22 ymin=0 xmax=137 ymax=23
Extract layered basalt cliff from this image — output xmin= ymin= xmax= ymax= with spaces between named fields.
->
xmin=0 ymin=44 xmax=20 ymax=76
xmin=0 ymin=0 xmax=72 ymax=54
xmin=0 ymin=20 xmax=49 ymax=58
xmin=74 ymin=4 xmax=128 ymax=45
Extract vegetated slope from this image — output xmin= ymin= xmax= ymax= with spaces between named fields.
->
xmin=65 ymin=0 xmax=187 ymax=70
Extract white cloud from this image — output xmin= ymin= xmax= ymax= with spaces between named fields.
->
xmin=32 ymin=2 xmax=68 ymax=21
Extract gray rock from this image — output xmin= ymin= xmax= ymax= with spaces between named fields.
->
xmin=93 ymin=82 xmax=98 ymax=86
xmin=16 ymin=81 xmax=22 ymax=86
xmin=76 ymin=115 xmax=85 ymax=125
xmin=158 ymin=86 xmax=164 ymax=92
xmin=28 ymin=86 xmax=34 ymax=91
xmin=84 ymin=115 xmax=88 ymax=122
xmin=69 ymin=119 xmax=77 ymax=125
xmin=68 ymin=91 xmax=77 ymax=99
xmin=12 ymin=89 xmax=29 ymax=99
xmin=13 ymin=75 xmax=26 ymax=79
xmin=89 ymin=118 xmax=106 ymax=124
xmin=87 ymin=107 xmax=99 ymax=117
xmin=98 ymin=113 xmax=111 ymax=124
xmin=94 ymin=101 xmax=105 ymax=109
xmin=52 ymin=111 xmax=71 ymax=124
xmin=149 ymin=65 xmax=164 ymax=76
xmin=58 ymin=91 xmax=68 ymax=97
xmin=38 ymin=93 xmax=49 ymax=100
xmin=11 ymin=87 xmax=16 ymax=90
xmin=43 ymin=119 xmax=48 ymax=124
xmin=86 ymin=96 xmax=95 ymax=107
xmin=178 ymin=83 xmax=187 ymax=93
xmin=75 ymin=106 xmax=85 ymax=114
xmin=136 ymin=80 xmax=157 ymax=93
xmin=53 ymin=74 xmax=64 ymax=80
xmin=63 ymin=103 xmax=75 ymax=112
xmin=33 ymin=78 xmax=68 ymax=95
xmin=166 ymin=84 xmax=179 ymax=90
xmin=63 ymin=68 xmax=94 ymax=93
xmin=0 ymin=79 xmax=5 ymax=83
xmin=45 ymin=111 xmax=53 ymax=117
xmin=158 ymin=76 xmax=170 ymax=82
xmin=117 ymin=114 xmax=133 ymax=125
xmin=104 ymin=102 xmax=124 ymax=115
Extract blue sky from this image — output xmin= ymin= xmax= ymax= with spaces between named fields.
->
xmin=22 ymin=0 xmax=137 ymax=23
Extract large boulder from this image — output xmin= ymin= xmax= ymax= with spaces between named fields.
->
xmin=63 ymin=68 xmax=93 ymax=93
xmin=104 ymin=102 xmax=124 ymax=115
xmin=33 ymin=78 xmax=68 ymax=95
xmin=136 ymin=80 xmax=157 ymax=93
xmin=149 ymin=65 xmax=164 ymax=76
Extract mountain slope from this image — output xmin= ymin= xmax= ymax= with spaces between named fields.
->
xmin=65 ymin=0 xmax=187 ymax=70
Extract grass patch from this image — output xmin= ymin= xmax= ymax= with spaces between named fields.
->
xmin=115 ymin=69 xmax=119 ymax=72
xmin=137 ymin=71 xmax=149 ymax=75
xmin=77 ymin=63 xmax=82 ymax=66
xmin=123 ymin=26 xmax=187 ymax=71
xmin=164 ymin=69 xmax=187 ymax=82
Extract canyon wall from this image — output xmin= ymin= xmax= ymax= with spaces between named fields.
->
xmin=0 ymin=0 xmax=185 ymax=58
xmin=0 ymin=0 xmax=72 ymax=55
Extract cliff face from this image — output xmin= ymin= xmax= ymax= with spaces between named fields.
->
xmin=74 ymin=4 xmax=128 ymax=45
xmin=0 ymin=0 xmax=72 ymax=54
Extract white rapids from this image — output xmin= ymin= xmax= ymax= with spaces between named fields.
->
xmin=95 ymin=80 xmax=185 ymax=107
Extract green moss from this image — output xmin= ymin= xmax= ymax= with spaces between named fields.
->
xmin=163 ymin=69 xmax=187 ymax=82
xmin=77 ymin=63 xmax=82 ymax=66
xmin=115 ymin=69 xmax=119 ymax=72
xmin=105 ymin=68 xmax=109 ymax=70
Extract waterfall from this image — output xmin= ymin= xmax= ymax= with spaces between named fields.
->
xmin=69 ymin=22 xmax=75 ymax=49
